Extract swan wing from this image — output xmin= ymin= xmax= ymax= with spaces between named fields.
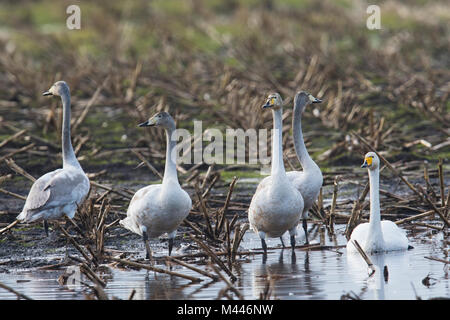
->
xmin=127 ymin=184 xmax=161 ymax=213
xmin=42 ymin=169 xmax=89 ymax=208
xmin=380 ymin=220 xmax=409 ymax=250
xmin=24 ymin=169 xmax=89 ymax=211
xmin=21 ymin=169 xmax=63 ymax=211
xmin=121 ymin=184 xmax=162 ymax=235
xmin=287 ymin=170 xmax=323 ymax=213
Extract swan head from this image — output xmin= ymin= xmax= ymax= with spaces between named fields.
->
xmin=262 ymin=93 xmax=283 ymax=110
xmin=138 ymin=111 xmax=175 ymax=129
xmin=362 ymin=152 xmax=379 ymax=170
xmin=294 ymin=91 xmax=322 ymax=111
xmin=43 ymin=81 xmax=69 ymax=97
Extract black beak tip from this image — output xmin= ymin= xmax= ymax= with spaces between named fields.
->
xmin=262 ymin=104 xmax=271 ymax=109
xmin=138 ymin=122 xmax=148 ymax=127
xmin=42 ymin=91 xmax=52 ymax=96
xmin=313 ymin=98 xmax=322 ymax=104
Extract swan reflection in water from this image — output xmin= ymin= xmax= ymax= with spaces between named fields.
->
xmin=104 ymin=269 xmax=189 ymax=300
xmin=251 ymin=249 xmax=323 ymax=299
xmin=346 ymin=250 xmax=410 ymax=300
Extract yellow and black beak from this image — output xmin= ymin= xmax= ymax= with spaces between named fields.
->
xmin=361 ymin=157 xmax=372 ymax=168
xmin=138 ymin=117 xmax=156 ymax=127
xmin=308 ymin=94 xmax=322 ymax=104
xmin=262 ymin=97 xmax=275 ymax=109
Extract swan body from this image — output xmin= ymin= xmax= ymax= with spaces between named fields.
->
xmin=248 ymin=93 xmax=304 ymax=252
xmin=347 ymin=152 xmax=409 ymax=254
xmin=120 ymin=112 xmax=192 ymax=257
xmin=16 ymin=81 xmax=90 ymax=231
xmin=290 ymin=92 xmax=323 ymax=230
xmin=252 ymin=91 xmax=322 ymax=245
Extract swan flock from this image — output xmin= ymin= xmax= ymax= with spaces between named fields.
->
xmin=13 ymin=81 xmax=411 ymax=259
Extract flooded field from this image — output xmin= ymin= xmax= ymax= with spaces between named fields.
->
xmin=0 ymin=0 xmax=449 ymax=303
xmin=0 ymin=225 xmax=447 ymax=300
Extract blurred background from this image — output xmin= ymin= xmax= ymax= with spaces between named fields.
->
xmin=0 ymin=0 xmax=449 ymax=181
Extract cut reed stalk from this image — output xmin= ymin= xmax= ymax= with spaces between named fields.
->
xmin=0 ymin=281 xmax=32 ymax=300
xmin=416 ymin=185 xmax=449 ymax=228
xmin=132 ymin=149 xmax=163 ymax=180
xmin=57 ymin=224 xmax=97 ymax=266
xmin=107 ymin=257 xmax=202 ymax=282
xmin=351 ymin=240 xmax=376 ymax=276
xmin=189 ymin=234 xmax=236 ymax=281
xmin=0 ymin=129 xmax=27 ymax=149
xmin=0 ymin=143 xmax=35 ymax=162
xmin=0 ymin=188 xmax=26 ymax=200
xmin=210 ymin=264 xmax=243 ymax=299
xmin=438 ymin=158 xmax=445 ymax=207
xmin=0 ymin=220 xmax=19 ymax=235
xmin=166 ymin=256 xmax=219 ymax=281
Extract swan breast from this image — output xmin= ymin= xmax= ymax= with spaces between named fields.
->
xmin=249 ymin=180 xmax=304 ymax=238
xmin=122 ymin=184 xmax=192 ymax=238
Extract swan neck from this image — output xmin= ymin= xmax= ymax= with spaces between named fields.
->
xmin=61 ymin=92 xmax=80 ymax=169
xmin=162 ymin=125 xmax=179 ymax=186
xmin=368 ymin=167 xmax=382 ymax=230
xmin=293 ymin=102 xmax=315 ymax=171
xmin=271 ymin=108 xmax=286 ymax=178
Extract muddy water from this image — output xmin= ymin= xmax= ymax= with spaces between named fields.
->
xmin=0 ymin=225 xmax=448 ymax=300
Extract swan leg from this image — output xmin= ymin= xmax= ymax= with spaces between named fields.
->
xmin=167 ymin=230 xmax=176 ymax=256
xmin=261 ymin=239 xmax=267 ymax=254
xmin=142 ymin=231 xmax=152 ymax=261
xmin=302 ymin=218 xmax=309 ymax=244
xmin=43 ymin=220 xmax=49 ymax=237
xmin=289 ymin=227 xmax=297 ymax=249
xmin=168 ymin=238 xmax=174 ymax=256
xmin=290 ymin=235 xmax=296 ymax=249
xmin=258 ymin=231 xmax=267 ymax=255
xmin=280 ymin=236 xmax=286 ymax=248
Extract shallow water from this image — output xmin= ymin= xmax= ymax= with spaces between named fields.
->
xmin=0 ymin=225 xmax=448 ymax=300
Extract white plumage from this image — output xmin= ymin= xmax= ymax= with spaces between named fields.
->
xmin=120 ymin=112 xmax=192 ymax=258
xmin=255 ymin=91 xmax=323 ymax=244
xmin=16 ymin=81 xmax=90 ymax=232
xmin=248 ymin=93 xmax=304 ymax=253
xmin=347 ymin=152 xmax=409 ymax=254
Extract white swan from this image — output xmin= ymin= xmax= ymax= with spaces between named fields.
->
xmin=287 ymin=91 xmax=323 ymax=244
xmin=16 ymin=81 xmax=90 ymax=235
xmin=248 ymin=93 xmax=304 ymax=254
xmin=120 ymin=112 xmax=192 ymax=258
xmin=347 ymin=152 xmax=409 ymax=254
